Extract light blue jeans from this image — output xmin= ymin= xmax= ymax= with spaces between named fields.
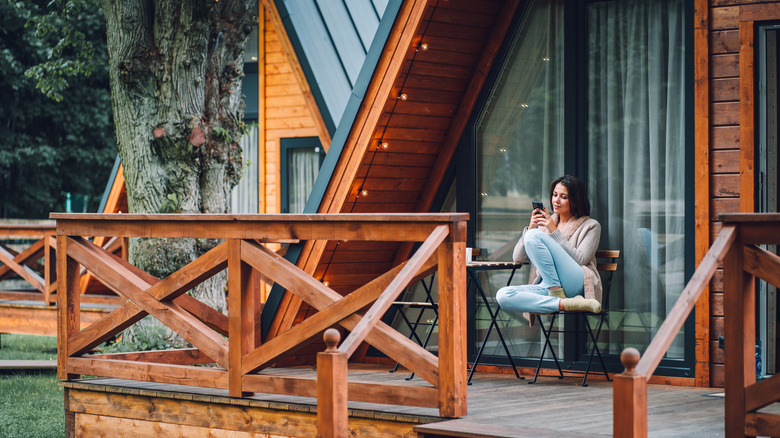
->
xmin=496 ymin=228 xmax=584 ymax=313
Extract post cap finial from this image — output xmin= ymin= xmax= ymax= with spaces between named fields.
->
xmin=621 ymin=347 xmax=641 ymax=372
xmin=323 ymin=328 xmax=340 ymax=351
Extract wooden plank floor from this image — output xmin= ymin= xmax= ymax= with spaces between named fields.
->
xmin=67 ymin=364 xmax=780 ymax=437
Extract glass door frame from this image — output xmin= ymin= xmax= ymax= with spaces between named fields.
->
xmin=454 ymin=0 xmax=697 ymax=377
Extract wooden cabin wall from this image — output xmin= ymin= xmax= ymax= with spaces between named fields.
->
xmin=260 ymin=9 xmax=325 ymax=215
xmin=705 ymin=0 xmax=780 ymax=387
xmin=707 ymin=0 xmax=738 ymax=388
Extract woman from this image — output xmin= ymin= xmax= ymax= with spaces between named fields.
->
xmin=496 ymin=175 xmax=602 ymax=323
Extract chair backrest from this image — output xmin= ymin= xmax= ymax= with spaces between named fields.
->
xmin=595 ymin=249 xmax=620 ymax=311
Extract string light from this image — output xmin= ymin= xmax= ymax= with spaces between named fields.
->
xmin=319 ymin=2 xmax=440 ymax=285
xmin=318 ymin=240 xmax=342 ymax=284
xmin=352 ymin=2 xmax=437 ymax=208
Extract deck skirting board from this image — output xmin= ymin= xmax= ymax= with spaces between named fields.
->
xmin=62 ymin=379 xmax=440 ymax=438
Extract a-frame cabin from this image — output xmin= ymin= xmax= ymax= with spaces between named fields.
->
xmin=263 ymin=0 xmax=521 ymax=366
xmin=262 ymin=0 xmax=780 ymax=388
xmin=92 ymin=0 xmax=780 ymax=388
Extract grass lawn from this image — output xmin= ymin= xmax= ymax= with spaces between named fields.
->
xmin=0 ymin=334 xmax=64 ymax=438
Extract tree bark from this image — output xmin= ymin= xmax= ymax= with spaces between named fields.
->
xmin=102 ymin=1 xmax=254 ymax=324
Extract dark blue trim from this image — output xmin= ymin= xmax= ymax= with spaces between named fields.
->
xmin=313 ymin=1 xmax=354 ymax=84
xmin=97 ymin=154 xmax=122 ymax=213
xmin=261 ymin=0 xmax=403 ymax=339
xmin=342 ymin=0 xmax=371 ymax=52
xmin=273 ymin=0 xmax=337 ymax=136
xmin=280 ymin=137 xmax=325 ymax=213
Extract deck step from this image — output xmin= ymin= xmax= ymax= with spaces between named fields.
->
xmin=414 ymin=420 xmax=608 ymax=438
xmin=0 ymin=360 xmax=57 ymax=370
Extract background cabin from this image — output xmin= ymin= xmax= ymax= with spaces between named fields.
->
xmin=83 ymin=0 xmax=780 ymax=389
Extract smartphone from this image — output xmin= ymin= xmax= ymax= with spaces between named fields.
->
xmin=532 ymin=201 xmax=544 ymax=214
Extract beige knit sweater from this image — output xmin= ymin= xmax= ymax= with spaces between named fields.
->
xmin=512 ymin=215 xmax=603 ymax=303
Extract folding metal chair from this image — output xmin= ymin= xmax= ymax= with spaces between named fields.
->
xmin=390 ymin=273 xmax=437 ymax=380
xmin=529 ymin=250 xmax=620 ymax=386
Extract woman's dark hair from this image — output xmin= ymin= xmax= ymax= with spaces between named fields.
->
xmin=550 ymin=175 xmax=590 ymax=218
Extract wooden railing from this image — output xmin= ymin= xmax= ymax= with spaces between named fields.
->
xmin=0 ymin=222 xmax=127 ymax=306
xmin=0 ymin=222 xmax=57 ymax=304
xmin=54 ymin=213 xmax=469 ymax=418
xmin=613 ymin=213 xmax=780 ymax=437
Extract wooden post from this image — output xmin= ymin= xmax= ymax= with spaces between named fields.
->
xmin=317 ymin=328 xmax=348 ymax=438
xmin=56 ymin=236 xmax=80 ymax=380
xmin=228 ymin=239 xmax=254 ymax=397
xmin=44 ymin=232 xmax=56 ymax=305
xmin=437 ymin=220 xmax=467 ymax=417
xmin=613 ymin=348 xmax=647 ymax=438
xmin=724 ymin=241 xmax=756 ymax=437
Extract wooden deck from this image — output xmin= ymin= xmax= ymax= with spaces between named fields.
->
xmin=0 ymin=360 xmax=56 ymax=370
xmin=61 ymin=364 xmax=773 ymax=437
xmin=0 ymin=294 xmax=119 ymax=337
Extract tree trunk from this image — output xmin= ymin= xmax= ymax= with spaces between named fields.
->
xmin=102 ymin=1 xmax=254 ymax=340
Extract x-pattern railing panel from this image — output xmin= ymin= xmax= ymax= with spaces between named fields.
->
xmin=55 ymin=213 xmax=468 ymax=417
xmin=65 ymin=237 xmax=230 ymax=366
xmin=614 ymin=214 xmax=780 ymax=437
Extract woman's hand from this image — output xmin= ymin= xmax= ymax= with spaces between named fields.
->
xmin=530 ymin=208 xmax=557 ymax=233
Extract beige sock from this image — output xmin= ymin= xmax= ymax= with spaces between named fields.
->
xmin=562 ymin=295 xmax=602 ymax=313
xmin=548 ymin=286 xmax=565 ymax=298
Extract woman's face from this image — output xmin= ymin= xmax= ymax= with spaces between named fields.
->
xmin=551 ymin=183 xmax=572 ymax=217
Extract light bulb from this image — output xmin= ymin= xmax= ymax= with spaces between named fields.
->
xmin=361 ymin=189 xmax=368 ymax=197
xmin=398 ymin=93 xmax=408 ymax=101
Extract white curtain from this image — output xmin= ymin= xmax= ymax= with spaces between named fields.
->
xmin=475 ymin=0 xmax=565 ymax=358
xmin=586 ymin=0 xmax=686 ymax=357
xmin=288 ymin=148 xmax=320 ymax=214
xmin=231 ymin=126 xmax=259 ymax=214
xmin=477 ymin=0 xmax=565 ymax=261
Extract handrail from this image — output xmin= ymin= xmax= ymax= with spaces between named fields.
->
xmin=614 ymin=213 xmax=780 ymax=437
xmin=0 ymin=223 xmax=57 ymax=303
xmin=634 ymin=225 xmax=736 ymax=378
xmin=613 ymin=226 xmax=736 ymax=437
xmin=55 ymin=213 xmax=469 ymax=419
xmin=614 ymin=226 xmax=737 ymax=437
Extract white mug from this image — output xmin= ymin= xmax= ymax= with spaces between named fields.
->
xmin=465 ymin=247 xmax=473 ymax=263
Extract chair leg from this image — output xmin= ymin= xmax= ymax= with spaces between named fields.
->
xmin=468 ymin=310 xmax=498 ymax=384
xmin=530 ymin=313 xmax=564 ymax=383
xmin=390 ymin=306 xmax=424 ymax=373
xmin=491 ymin=307 xmax=522 ymax=381
xmin=581 ymin=313 xmax=610 ymax=386
xmin=391 ymin=275 xmax=437 ymax=374
xmin=406 ymin=312 xmax=438 ymax=381
xmin=467 ymin=314 xmax=522 ymax=384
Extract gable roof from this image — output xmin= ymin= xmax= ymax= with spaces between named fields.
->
xmin=263 ymin=0 xmax=521 ymax=362
xmin=273 ymin=0 xmax=392 ymax=134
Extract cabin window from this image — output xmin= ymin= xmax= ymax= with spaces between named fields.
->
xmin=464 ymin=0 xmax=692 ymax=375
xmin=280 ymin=137 xmax=325 ymax=214
xmin=231 ymin=124 xmax=260 ymax=214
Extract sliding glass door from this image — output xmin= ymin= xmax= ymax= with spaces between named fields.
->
xmin=467 ymin=0 xmax=692 ymax=374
